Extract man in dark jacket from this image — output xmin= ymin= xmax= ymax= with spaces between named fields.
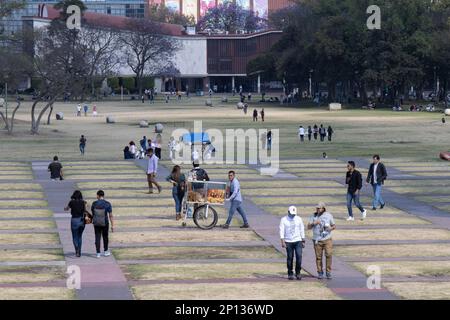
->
xmin=366 ymin=155 xmax=387 ymax=210
xmin=345 ymin=161 xmax=367 ymax=221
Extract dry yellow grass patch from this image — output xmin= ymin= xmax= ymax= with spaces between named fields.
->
xmin=0 ymin=220 xmax=56 ymax=230
xmin=82 ymin=189 xmax=174 ymax=198
xmin=332 ymin=228 xmax=450 ymax=241
xmin=0 ymin=184 xmax=41 ymax=190
xmin=252 ymin=196 xmax=370 ymax=205
xmin=240 ymin=181 xmax=343 ymax=188
xmin=0 ymin=191 xmax=45 ymax=199
xmin=0 ymin=233 xmax=60 ymax=245
xmin=65 ymin=161 xmax=132 ymax=166
xmin=0 ymin=287 xmax=74 ymax=300
xmin=111 ymin=230 xmax=260 ymax=244
xmin=85 ymin=198 xmax=173 ymax=207
xmin=112 ymin=206 xmax=227 ymax=217
xmin=264 ymin=205 xmax=404 ymax=216
xmin=0 ymin=266 xmax=66 ymax=284
xmin=386 ymin=180 xmax=450 ymax=187
xmin=0 ymin=200 xmax=48 ymax=208
xmin=335 ymin=244 xmax=450 ymax=258
xmin=0 ymin=209 xmax=52 ymax=218
xmin=66 ymin=174 xmax=145 ymax=180
xmin=413 ymin=172 xmax=450 ymax=177
xmin=387 ymin=187 xmax=450 ymax=194
xmin=384 ymin=282 xmax=450 ymax=300
xmin=353 ymin=260 xmax=450 ymax=277
xmin=415 ymin=196 xmax=450 ymax=203
xmin=132 ymin=282 xmax=339 ymax=300
xmin=113 ymin=246 xmax=281 ymax=261
xmin=393 ymin=166 xmax=450 ymax=172
xmin=124 ymin=263 xmax=294 ymax=281
xmin=65 ymin=165 xmax=139 ymax=170
xmin=0 ymin=171 xmax=32 ymax=175
xmin=0 ymin=176 xmax=33 ymax=181
xmin=245 ymin=188 xmax=344 ymax=197
xmin=0 ymin=249 xmax=63 ymax=262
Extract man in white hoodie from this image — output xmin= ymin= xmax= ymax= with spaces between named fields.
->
xmin=280 ymin=206 xmax=305 ymax=280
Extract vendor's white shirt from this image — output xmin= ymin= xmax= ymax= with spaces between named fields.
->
xmin=298 ymin=128 xmax=305 ymax=135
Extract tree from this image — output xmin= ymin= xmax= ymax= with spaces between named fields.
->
xmin=197 ymin=2 xmax=267 ymax=34
xmin=119 ymin=18 xmax=179 ymax=95
xmin=147 ymin=4 xmax=195 ymax=26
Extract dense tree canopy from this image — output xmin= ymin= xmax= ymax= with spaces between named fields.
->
xmin=250 ymin=0 xmax=450 ymax=104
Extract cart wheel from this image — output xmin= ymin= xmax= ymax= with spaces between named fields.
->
xmin=193 ymin=205 xmax=218 ymax=230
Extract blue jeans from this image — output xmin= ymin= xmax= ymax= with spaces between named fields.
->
xmin=172 ymin=187 xmax=184 ymax=213
xmin=79 ymin=144 xmax=85 ymax=154
xmin=286 ymin=241 xmax=303 ymax=276
xmin=347 ymin=192 xmax=365 ymax=217
xmin=226 ymin=200 xmax=248 ymax=225
xmin=71 ymin=217 xmax=85 ymax=253
xmin=372 ymin=183 xmax=385 ymax=208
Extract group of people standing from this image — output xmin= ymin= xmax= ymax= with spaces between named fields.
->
xmin=76 ymin=103 xmax=98 ymax=117
xmin=123 ymin=135 xmax=162 ymax=160
xmin=252 ymin=108 xmax=265 ymax=122
xmin=298 ymin=124 xmax=334 ymax=142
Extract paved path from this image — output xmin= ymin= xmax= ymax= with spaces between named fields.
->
xmin=32 ymin=161 xmax=133 ymax=300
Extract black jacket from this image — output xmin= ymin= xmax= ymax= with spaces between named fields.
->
xmin=366 ymin=163 xmax=388 ymax=185
xmin=346 ymin=170 xmax=363 ymax=193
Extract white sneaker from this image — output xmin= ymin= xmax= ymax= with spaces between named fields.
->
xmin=96 ymin=253 xmax=101 ymax=258
xmin=346 ymin=216 xmax=355 ymax=221
xmin=361 ymin=209 xmax=367 ymax=220
xmin=104 ymin=251 xmax=111 ymax=257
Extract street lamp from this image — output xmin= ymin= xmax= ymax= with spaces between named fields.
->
xmin=309 ymin=69 xmax=314 ymax=98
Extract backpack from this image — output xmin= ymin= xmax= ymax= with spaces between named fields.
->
xmin=93 ymin=207 xmax=107 ymax=227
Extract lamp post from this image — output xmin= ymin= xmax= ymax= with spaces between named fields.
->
xmin=309 ymin=69 xmax=313 ymax=98
xmin=4 ymin=82 xmax=7 ymax=120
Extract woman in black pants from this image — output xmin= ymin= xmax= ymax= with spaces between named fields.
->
xmin=64 ymin=190 xmax=88 ymax=257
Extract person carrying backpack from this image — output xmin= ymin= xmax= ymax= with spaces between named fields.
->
xmin=91 ymin=190 xmax=114 ymax=258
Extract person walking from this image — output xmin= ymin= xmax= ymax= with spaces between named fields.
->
xmin=253 ymin=109 xmax=258 ymax=122
xmin=327 ymin=126 xmax=334 ymax=141
xmin=222 ymin=171 xmax=249 ymax=229
xmin=64 ymin=191 xmax=88 ymax=257
xmin=64 ymin=190 xmax=89 ymax=257
xmin=79 ymin=135 xmax=87 ymax=155
xmin=146 ymin=148 xmax=162 ymax=194
xmin=140 ymin=136 xmax=147 ymax=151
xmin=154 ymin=134 xmax=162 ymax=159
xmin=366 ymin=155 xmax=388 ymax=210
xmin=129 ymin=141 xmax=137 ymax=158
xmin=280 ymin=206 xmax=305 ymax=280
xmin=307 ymin=126 xmax=312 ymax=141
xmin=48 ymin=156 xmax=63 ymax=181
xmin=308 ymin=202 xmax=336 ymax=279
xmin=91 ymin=190 xmax=114 ymax=258
xmin=92 ymin=104 xmax=98 ymax=117
xmin=167 ymin=165 xmax=186 ymax=221
xmin=345 ymin=161 xmax=367 ymax=221
xmin=83 ymin=104 xmax=88 ymax=117
xmin=76 ymin=104 xmax=82 ymax=117
xmin=319 ymin=124 xmax=326 ymax=142
xmin=313 ymin=124 xmax=319 ymax=140
xmin=260 ymin=108 xmax=265 ymax=122
xmin=298 ymin=126 xmax=305 ymax=142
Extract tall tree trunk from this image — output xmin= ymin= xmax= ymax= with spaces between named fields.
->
xmin=47 ymin=105 xmax=53 ymax=125
xmin=31 ymin=99 xmax=54 ymax=135
xmin=0 ymin=101 xmax=21 ymax=134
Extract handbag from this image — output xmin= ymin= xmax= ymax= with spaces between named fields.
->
xmin=83 ymin=203 xmax=92 ymax=224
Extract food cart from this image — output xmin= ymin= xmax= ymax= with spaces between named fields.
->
xmin=181 ymin=180 xmax=227 ymax=229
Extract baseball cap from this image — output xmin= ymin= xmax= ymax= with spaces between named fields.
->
xmin=317 ymin=202 xmax=326 ymax=209
xmin=288 ymin=206 xmax=297 ymax=215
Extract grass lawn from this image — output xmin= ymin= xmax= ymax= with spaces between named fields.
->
xmin=0 ymin=191 xmax=45 ymax=199
xmin=0 ymin=288 xmax=75 ymax=300
xmin=111 ymin=230 xmax=261 ymax=244
xmin=334 ymin=244 xmax=450 ymax=259
xmin=384 ymin=282 xmax=450 ymax=300
xmin=353 ymin=260 xmax=450 ymax=277
xmin=0 ymin=249 xmax=64 ymax=262
xmin=332 ymin=228 xmax=450 ymax=241
xmin=0 ymin=266 xmax=66 ymax=284
xmin=251 ymin=196 xmax=371 ymax=205
xmin=85 ymin=198 xmax=172 ymax=207
xmin=0 ymin=220 xmax=56 ymax=230
xmin=0 ymin=209 xmax=53 ymax=218
xmin=387 ymin=187 xmax=450 ymax=194
xmin=132 ymin=281 xmax=340 ymax=300
xmin=263 ymin=205 xmax=406 ymax=216
xmin=123 ymin=263 xmax=297 ymax=281
xmin=0 ymin=200 xmax=48 ymax=208
xmin=244 ymin=188 xmax=345 ymax=196
xmin=0 ymin=183 xmax=42 ymax=190
xmin=0 ymin=233 xmax=60 ymax=245
xmin=113 ymin=246 xmax=282 ymax=261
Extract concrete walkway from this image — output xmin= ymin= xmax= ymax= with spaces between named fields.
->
xmin=32 ymin=161 xmax=133 ymax=300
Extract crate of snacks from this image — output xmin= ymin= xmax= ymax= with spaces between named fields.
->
xmin=186 ymin=181 xmax=226 ymax=205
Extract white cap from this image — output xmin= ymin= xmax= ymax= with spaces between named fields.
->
xmin=288 ymin=206 xmax=297 ymax=215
